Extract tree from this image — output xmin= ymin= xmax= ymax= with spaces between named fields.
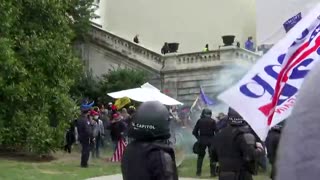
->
xmin=98 ymin=69 xmax=149 ymax=103
xmin=67 ymin=0 xmax=97 ymax=41
xmin=69 ymin=70 xmax=100 ymax=103
xmin=0 ymin=0 xmax=94 ymax=154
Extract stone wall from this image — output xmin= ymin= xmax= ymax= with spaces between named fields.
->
xmin=162 ymin=47 xmax=260 ymax=105
xmin=79 ymin=26 xmax=261 ymax=105
xmin=79 ymin=26 xmax=163 ymax=88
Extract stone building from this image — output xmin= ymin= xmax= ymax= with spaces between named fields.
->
xmin=80 ymin=1 xmax=261 ymax=106
xmin=79 ymin=26 xmax=260 ymax=106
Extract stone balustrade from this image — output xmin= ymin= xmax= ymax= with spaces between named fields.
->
xmin=176 ymin=50 xmax=221 ymax=64
xmin=90 ymin=26 xmax=164 ymax=71
xmin=234 ymin=47 xmax=261 ymax=63
xmin=89 ymin=26 xmax=261 ymax=73
xmin=162 ymin=46 xmax=260 ymax=72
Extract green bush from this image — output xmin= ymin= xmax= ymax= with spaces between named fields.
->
xmin=0 ymin=0 xmax=94 ymax=155
xmin=70 ymin=68 xmax=149 ymax=104
xmin=98 ymin=68 xmax=149 ymax=103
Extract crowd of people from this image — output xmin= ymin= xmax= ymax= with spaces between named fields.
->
xmin=64 ymin=101 xmax=136 ymax=167
xmin=65 ymin=99 xmax=283 ymax=180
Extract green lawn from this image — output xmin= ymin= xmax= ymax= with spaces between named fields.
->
xmin=0 ymin=147 xmax=269 ymax=180
xmin=0 ymin=149 xmax=121 ymax=180
xmin=179 ymin=155 xmax=269 ymax=180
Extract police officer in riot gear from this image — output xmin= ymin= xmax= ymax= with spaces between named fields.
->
xmin=121 ymin=101 xmax=178 ymax=180
xmin=192 ymin=108 xmax=217 ymax=177
xmin=211 ymin=108 xmax=264 ymax=180
xmin=265 ymin=122 xmax=283 ymax=179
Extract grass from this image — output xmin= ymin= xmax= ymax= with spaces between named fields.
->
xmin=0 ymin=146 xmax=269 ymax=180
xmin=0 ymin=146 xmax=121 ymax=180
xmin=178 ymin=155 xmax=269 ymax=180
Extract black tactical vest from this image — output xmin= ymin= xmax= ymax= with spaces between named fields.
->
xmin=214 ymin=125 xmax=251 ymax=172
xmin=121 ymin=141 xmax=178 ymax=180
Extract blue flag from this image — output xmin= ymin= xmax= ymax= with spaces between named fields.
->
xmin=283 ymin=12 xmax=302 ymax=33
xmin=190 ymin=88 xmax=216 ymax=113
xmin=200 ymin=87 xmax=215 ymax=106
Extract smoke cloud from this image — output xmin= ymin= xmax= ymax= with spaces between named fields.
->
xmin=173 ymin=61 xmax=255 ymax=165
xmin=208 ymin=62 xmax=254 ymax=116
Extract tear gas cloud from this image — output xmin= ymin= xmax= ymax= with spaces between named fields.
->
xmin=173 ymin=61 xmax=254 ymax=164
xmin=206 ymin=62 xmax=254 ymax=117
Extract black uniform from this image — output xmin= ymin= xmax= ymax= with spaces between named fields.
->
xmin=192 ymin=109 xmax=217 ymax=177
xmin=121 ymin=101 xmax=178 ymax=180
xmin=265 ymin=127 xmax=281 ymax=179
xmin=77 ymin=114 xmax=93 ymax=167
xmin=211 ymin=108 xmax=264 ymax=180
xmin=64 ymin=119 xmax=77 ymax=153
xmin=122 ymin=140 xmax=178 ymax=180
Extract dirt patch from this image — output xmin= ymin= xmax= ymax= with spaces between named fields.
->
xmin=37 ymin=168 xmax=63 ymax=175
xmin=31 ymin=163 xmax=65 ymax=175
xmin=0 ymin=151 xmax=56 ymax=162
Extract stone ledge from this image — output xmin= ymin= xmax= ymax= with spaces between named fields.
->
xmin=90 ymin=26 xmax=163 ymax=71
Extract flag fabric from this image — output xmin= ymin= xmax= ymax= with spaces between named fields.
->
xmin=190 ymin=87 xmax=215 ymax=113
xmin=218 ymin=4 xmax=320 ymax=140
xmin=256 ymin=0 xmax=318 ymax=45
xmin=114 ymin=97 xmax=131 ymax=110
xmin=200 ymin=87 xmax=215 ymax=105
xmin=110 ymin=138 xmax=127 ymax=162
xmin=283 ymin=12 xmax=302 ymax=32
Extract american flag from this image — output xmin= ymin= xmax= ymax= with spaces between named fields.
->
xmin=110 ymin=138 xmax=127 ymax=162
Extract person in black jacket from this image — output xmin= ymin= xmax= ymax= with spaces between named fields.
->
xmin=77 ymin=102 xmax=94 ymax=168
xmin=121 ymin=101 xmax=178 ymax=180
xmin=211 ymin=108 xmax=265 ymax=180
xmin=192 ymin=108 xmax=217 ymax=177
xmin=64 ymin=119 xmax=77 ymax=153
xmin=265 ymin=122 xmax=283 ymax=179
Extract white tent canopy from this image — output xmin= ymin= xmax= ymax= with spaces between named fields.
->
xmin=107 ymin=83 xmax=183 ymax=106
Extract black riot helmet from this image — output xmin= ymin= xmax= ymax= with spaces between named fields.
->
xmin=201 ymin=108 xmax=212 ymax=118
xmin=228 ymin=107 xmax=245 ymax=126
xmin=128 ymin=101 xmax=170 ymax=141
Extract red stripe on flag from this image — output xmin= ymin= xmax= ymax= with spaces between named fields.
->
xmin=263 ymin=35 xmax=320 ymax=126
xmin=259 ymin=41 xmax=311 ymax=117
xmin=110 ymin=138 xmax=127 ymax=162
